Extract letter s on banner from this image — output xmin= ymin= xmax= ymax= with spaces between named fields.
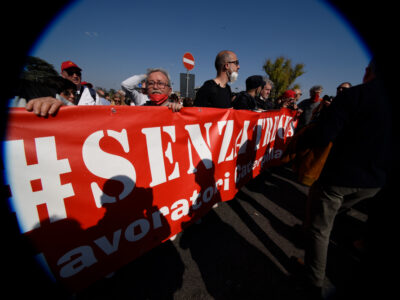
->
xmin=82 ymin=129 xmax=136 ymax=208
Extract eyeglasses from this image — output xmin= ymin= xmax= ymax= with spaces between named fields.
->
xmin=65 ymin=69 xmax=81 ymax=77
xmin=337 ymin=86 xmax=349 ymax=90
xmin=227 ymin=60 xmax=239 ymax=66
xmin=147 ymin=81 xmax=169 ymax=89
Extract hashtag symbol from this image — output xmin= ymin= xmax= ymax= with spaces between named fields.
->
xmin=4 ymin=136 xmax=74 ymax=233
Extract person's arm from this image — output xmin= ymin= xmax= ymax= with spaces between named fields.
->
xmin=121 ymin=74 xmax=146 ymax=92
xmin=25 ymin=97 xmax=64 ymax=117
xmin=121 ymin=74 xmax=148 ymax=106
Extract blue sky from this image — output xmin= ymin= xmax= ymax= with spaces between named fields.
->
xmin=31 ymin=0 xmax=371 ymax=100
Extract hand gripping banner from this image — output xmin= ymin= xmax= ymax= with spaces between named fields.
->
xmin=3 ymin=106 xmax=297 ymax=291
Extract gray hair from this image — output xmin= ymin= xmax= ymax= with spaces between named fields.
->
xmin=263 ymin=77 xmax=274 ymax=88
xmin=310 ymin=85 xmax=323 ymax=93
xmin=146 ymin=68 xmax=171 ymax=87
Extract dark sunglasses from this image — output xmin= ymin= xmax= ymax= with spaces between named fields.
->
xmin=65 ymin=69 xmax=81 ymax=76
xmin=337 ymin=86 xmax=349 ymax=91
xmin=228 ymin=60 xmax=239 ymax=66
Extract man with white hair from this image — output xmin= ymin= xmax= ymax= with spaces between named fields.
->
xmin=142 ymin=68 xmax=182 ymax=112
xmin=255 ymin=78 xmax=275 ymax=110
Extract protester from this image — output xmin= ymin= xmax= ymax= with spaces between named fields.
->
xmin=118 ymin=90 xmax=127 ymax=104
xmin=60 ymin=60 xmax=107 ymax=105
xmin=294 ymin=88 xmax=303 ymax=102
xmin=255 ymin=78 xmax=275 ymax=110
xmin=194 ymin=50 xmax=239 ymax=108
xmin=309 ymin=95 xmax=333 ymax=123
xmin=111 ymin=92 xmax=124 ymax=105
xmin=142 ymin=68 xmax=182 ymax=112
xmin=297 ymin=85 xmax=323 ymax=130
xmin=232 ymin=75 xmax=266 ymax=110
xmin=310 ymin=82 xmax=351 ymax=122
xmin=336 ymin=82 xmax=352 ymax=95
xmin=44 ymin=76 xmax=78 ymax=104
xmin=276 ymin=90 xmax=299 ymax=110
xmin=57 ymin=78 xmax=78 ymax=104
xmin=293 ymin=59 xmax=392 ymax=299
xmin=121 ymin=73 xmax=149 ymax=106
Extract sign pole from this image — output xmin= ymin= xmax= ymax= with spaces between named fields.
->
xmin=186 ymin=70 xmax=189 ymax=98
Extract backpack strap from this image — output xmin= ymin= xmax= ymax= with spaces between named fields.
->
xmin=75 ymin=85 xmax=97 ymax=104
xmin=88 ymin=87 xmax=97 ymax=101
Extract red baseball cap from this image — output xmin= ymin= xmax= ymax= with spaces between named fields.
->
xmin=282 ymin=90 xmax=296 ymax=99
xmin=81 ymin=81 xmax=93 ymax=88
xmin=61 ymin=60 xmax=82 ymax=72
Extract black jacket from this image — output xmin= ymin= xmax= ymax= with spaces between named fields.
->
xmin=255 ymin=97 xmax=276 ymax=110
xmin=310 ymin=79 xmax=392 ymax=187
xmin=232 ymin=91 xmax=257 ymax=110
xmin=194 ymin=80 xmax=232 ymax=108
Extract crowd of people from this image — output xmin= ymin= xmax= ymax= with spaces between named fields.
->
xmin=12 ymin=50 xmax=350 ymax=125
xmin=9 ymin=50 xmax=393 ymax=299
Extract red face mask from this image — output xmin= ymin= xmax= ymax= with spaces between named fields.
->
xmin=312 ymin=92 xmax=321 ymax=102
xmin=148 ymin=93 xmax=169 ymax=105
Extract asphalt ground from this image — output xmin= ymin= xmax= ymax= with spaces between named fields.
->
xmin=5 ymin=166 xmax=380 ymax=299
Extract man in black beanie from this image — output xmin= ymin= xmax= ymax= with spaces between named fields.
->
xmin=232 ymin=75 xmax=266 ymax=110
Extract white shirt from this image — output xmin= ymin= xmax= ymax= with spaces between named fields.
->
xmin=121 ymin=74 xmax=149 ymax=106
xmin=77 ymin=86 xmax=109 ymax=105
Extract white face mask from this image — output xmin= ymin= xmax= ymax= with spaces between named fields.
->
xmin=228 ymin=71 xmax=238 ymax=83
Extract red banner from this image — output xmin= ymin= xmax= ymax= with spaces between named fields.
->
xmin=4 ymin=106 xmax=296 ymax=291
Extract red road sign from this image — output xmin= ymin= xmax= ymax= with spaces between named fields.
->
xmin=183 ymin=52 xmax=195 ymax=70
